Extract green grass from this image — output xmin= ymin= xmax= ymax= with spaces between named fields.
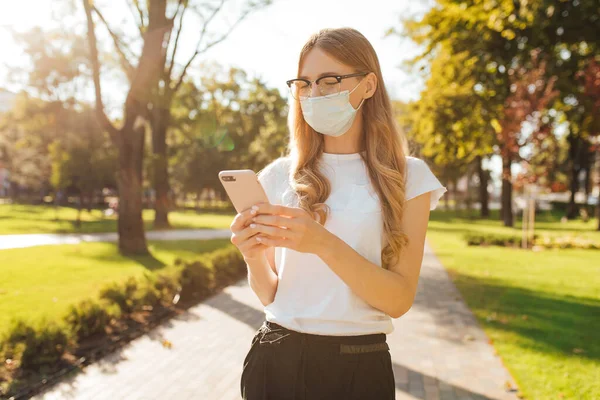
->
xmin=0 ymin=204 xmax=235 ymax=234
xmin=427 ymin=208 xmax=600 ymax=400
xmin=0 ymin=239 xmax=231 ymax=335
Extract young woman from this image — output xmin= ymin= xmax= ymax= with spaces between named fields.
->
xmin=230 ymin=27 xmax=447 ymax=400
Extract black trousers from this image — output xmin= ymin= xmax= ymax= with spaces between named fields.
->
xmin=240 ymin=320 xmax=396 ymax=400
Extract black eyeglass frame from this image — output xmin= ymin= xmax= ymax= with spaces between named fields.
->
xmin=285 ymin=72 xmax=369 ymax=99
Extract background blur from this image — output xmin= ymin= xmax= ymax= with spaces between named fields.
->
xmin=0 ymin=1 xmax=598 ymax=399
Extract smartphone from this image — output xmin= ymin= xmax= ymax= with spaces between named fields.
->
xmin=218 ymin=169 xmax=270 ymax=213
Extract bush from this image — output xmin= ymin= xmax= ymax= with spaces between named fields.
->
xmin=98 ymin=276 xmax=139 ymax=314
xmin=133 ymin=282 xmax=163 ymax=311
xmin=534 ymin=235 xmax=600 ymax=250
xmin=0 ymin=244 xmax=247 ymax=390
xmin=179 ymin=258 xmax=215 ymax=301
xmin=464 ymin=232 xmax=537 ymax=247
xmin=149 ymin=271 xmax=181 ymax=304
xmin=63 ymin=299 xmax=110 ymax=341
xmin=464 ymin=232 xmax=600 ymax=250
xmin=212 ymin=247 xmax=246 ymax=288
xmin=0 ymin=318 xmax=70 ymax=370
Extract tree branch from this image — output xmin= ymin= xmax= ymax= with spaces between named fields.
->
xmin=132 ymin=0 xmax=146 ymax=33
xmin=92 ymin=5 xmax=136 ymax=83
xmin=167 ymin=0 xmax=188 ymax=81
xmin=174 ymin=0 xmax=256 ymax=93
xmin=126 ymin=0 xmax=145 ymax=36
xmin=82 ymin=0 xmax=118 ymax=142
xmin=122 ymin=0 xmax=172 ymax=133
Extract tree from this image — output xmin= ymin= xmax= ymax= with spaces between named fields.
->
xmin=83 ymin=0 xmax=173 ymax=255
xmin=494 ymin=50 xmax=558 ymax=225
xmin=396 ymin=44 xmax=496 ymax=216
xmin=169 ymin=64 xmax=288 ymax=204
xmin=579 ymin=57 xmax=600 ymax=229
xmin=399 ymin=0 xmax=599 ymax=226
xmin=91 ymin=0 xmax=270 ymax=228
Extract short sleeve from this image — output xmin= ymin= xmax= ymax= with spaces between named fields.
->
xmin=257 ymin=156 xmax=290 ymax=205
xmin=405 ymin=157 xmax=447 ymax=210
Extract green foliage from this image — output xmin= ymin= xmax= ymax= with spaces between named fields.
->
xmin=145 ymin=270 xmax=181 ymax=305
xmin=63 ymin=299 xmax=111 ymax=342
xmin=169 ymin=63 xmax=289 ymax=199
xmin=178 ymin=258 xmax=216 ymax=301
xmin=398 ymin=0 xmax=600 ymax=196
xmin=0 ymin=319 xmax=70 ymax=370
xmin=0 ymin=243 xmax=245 ymax=392
xmin=211 ymin=245 xmax=247 ymax=288
xmin=0 ymin=93 xmax=117 ymax=197
xmin=98 ymin=277 xmax=139 ymax=315
xmin=464 ymin=232 xmax=539 ymax=247
xmin=464 ymin=231 xmax=600 ymax=249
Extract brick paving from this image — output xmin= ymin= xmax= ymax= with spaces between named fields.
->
xmin=31 ymin=240 xmax=520 ymax=400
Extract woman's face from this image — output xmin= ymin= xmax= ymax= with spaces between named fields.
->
xmin=299 ymin=47 xmax=370 ymax=109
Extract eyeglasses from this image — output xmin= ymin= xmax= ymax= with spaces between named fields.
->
xmin=286 ymin=72 xmax=369 ymax=100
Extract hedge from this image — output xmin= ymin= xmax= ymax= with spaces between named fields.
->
xmin=464 ymin=232 xmax=600 ymax=250
xmin=0 ymin=244 xmax=247 ymax=399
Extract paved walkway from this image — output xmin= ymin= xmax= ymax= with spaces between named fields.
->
xmin=0 ymin=229 xmax=232 ymax=250
xmin=30 ymin=241 xmax=520 ymax=400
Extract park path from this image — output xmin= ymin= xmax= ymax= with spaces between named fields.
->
xmin=29 ymin=240 xmax=520 ymax=400
xmin=0 ymin=229 xmax=232 ymax=250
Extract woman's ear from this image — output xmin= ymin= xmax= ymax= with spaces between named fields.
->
xmin=364 ymin=72 xmax=378 ymax=99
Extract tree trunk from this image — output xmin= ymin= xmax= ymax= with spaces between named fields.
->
xmin=83 ymin=0 xmax=171 ymax=255
xmin=117 ymin=125 xmax=148 ymax=255
xmin=450 ymin=180 xmax=457 ymax=212
xmin=152 ymin=103 xmax=172 ymax=229
xmin=501 ymin=153 xmax=513 ymax=227
xmin=566 ymin=134 xmax=584 ymax=219
xmin=476 ymin=155 xmax=490 ymax=218
xmin=465 ymin=169 xmax=472 ymax=215
xmin=596 ymin=147 xmax=600 ymax=231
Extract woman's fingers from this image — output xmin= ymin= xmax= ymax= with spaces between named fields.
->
xmin=251 ymin=203 xmax=306 ymax=219
xmin=230 ymin=205 xmax=261 ymax=232
xmin=237 ymin=237 xmax=267 ymax=252
xmin=249 ymin=213 xmax=299 ymax=230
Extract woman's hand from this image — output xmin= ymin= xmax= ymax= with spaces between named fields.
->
xmin=229 ymin=206 xmax=272 ymax=261
xmin=248 ymin=202 xmax=331 ymax=255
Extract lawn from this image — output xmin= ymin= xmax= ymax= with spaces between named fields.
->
xmin=0 ymin=239 xmax=231 ymax=336
xmin=0 ymin=204 xmax=235 ymax=234
xmin=426 ymin=208 xmax=600 ymax=400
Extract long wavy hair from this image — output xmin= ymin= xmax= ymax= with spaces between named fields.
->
xmin=286 ymin=27 xmax=412 ymax=270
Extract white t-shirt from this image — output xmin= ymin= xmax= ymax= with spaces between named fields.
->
xmin=256 ymin=151 xmax=447 ymax=336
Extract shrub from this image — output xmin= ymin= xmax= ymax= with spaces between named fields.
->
xmin=135 ymin=283 xmax=163 ymax=311
xmin=0 ymin=244 xmax=248 ymax=386
xmin=464 ymin=232 xmax=600 ymax=250
xmin=179 ymin=258 xmax=215 ymax=301
xmin=0 ymin=318 xmax=70 ymax=370
xmin=149 ymin=271 xmax=181 ymax=304
xmin=98 ymin=276 xmax=139 ymax=314
xmin=63 ymin=299 xmax=110 ymax=341
xmin=464 ymin=232 xmax=536 ymax=247
xmin=212 ymin=247 xmax=246 ymax=288
xmin=535 ymin=235 xmax=600 ymax=250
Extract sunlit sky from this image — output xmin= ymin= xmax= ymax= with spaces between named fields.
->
xmin=0 ymin=0 xmax=507 ymax=189
xmin=0 ymin=0 xmax=432 ymax=100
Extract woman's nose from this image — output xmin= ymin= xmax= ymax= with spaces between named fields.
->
xmin=310 ymin=83 xmax=320 ymax=98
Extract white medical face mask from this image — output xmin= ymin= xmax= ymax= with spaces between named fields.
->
xmin=300 ymin=81 xmax=366 ymax=137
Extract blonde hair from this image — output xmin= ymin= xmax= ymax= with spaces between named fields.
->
xmin=287 ymin=27 xmax=411 ymax=270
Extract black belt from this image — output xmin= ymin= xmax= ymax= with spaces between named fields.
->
xmin=261 ymin=321 xmax=390 ymax=355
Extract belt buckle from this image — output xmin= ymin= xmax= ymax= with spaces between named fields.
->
xmin=259 ymin=325 xmax=291 ymax=345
